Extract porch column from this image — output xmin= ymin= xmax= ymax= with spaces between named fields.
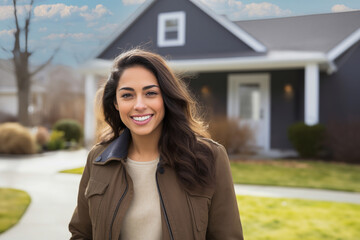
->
xmin=84 ymin=74 xmax=97 ymax=147
xmin=304 ymin=64 xmax=319 ymax=125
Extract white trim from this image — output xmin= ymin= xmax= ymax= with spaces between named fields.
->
xmin=304 ymin=64 xmax=319 ymax=125
xmin=227 ymin=73 xmax=271 ymax=150
xmin=80 ymin=51 xmax=331 ymax=75
xmin=190 ymin=0 xmax=266 ymax=52
xmin=88 ymin=0 xmax=156 ymax=61
xmin=169 ymin=51 xmax=330 ymax=72
xmin=0 ymin=88 xmax=17 ymax=94
xmin=157 ymin=11 xmax=186 ymax=47
xmin=78 ymin=58 xmax=112 ymax=75
xmin=84 ymin=74 xmax=98 ymax=147
xmin=328 ymin=28 xmax=360 ymax=61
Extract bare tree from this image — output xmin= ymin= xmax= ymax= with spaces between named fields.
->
xmin=9 ymin=0 xmax=57 ymax=126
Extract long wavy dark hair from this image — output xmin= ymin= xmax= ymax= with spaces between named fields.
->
xmin=100 ymin=49 xmax=215 ymax=189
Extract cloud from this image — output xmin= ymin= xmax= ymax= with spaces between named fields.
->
xmin=34 ymin=3 xmax=111 ymax=21
xmin=96 ymin=23 xmax=119 ymax=32
xmin=198 ymin=0 xmax=291 ymax=20
xmin=240 ymin=2 xmax=292 ymax=18
xmin=0 ymin=5 xmax=31 ymax=20
xmin=0 ymin=29 xmax=16 ymax=37
xmin=122 ymin=0 xmax=146 ymax=5
xmin=331 ymin=4 xmax=354 ymax=12
xmin=34 ymin=4 xmax=88 ymax=18
xmin=80 ymin=4 xmax=112 ymax=21
xmin=44 ymin=33 xmax=94 ymax=40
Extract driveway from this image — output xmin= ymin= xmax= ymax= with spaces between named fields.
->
xmin=0 ymin=149 xmax=359 ymax=240
xmin=0 ymin=150 xmax=86 ymax=240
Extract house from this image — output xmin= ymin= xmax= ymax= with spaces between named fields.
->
xmin=0 ymin=59 xmax=47 ymax=124
xmin=80 ymin=0 xmax=360 ymax=153
xmin=0 ymin=61 xmax=85 ymax=127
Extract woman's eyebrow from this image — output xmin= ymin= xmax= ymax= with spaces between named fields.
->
xmin=143 ymin=85 xmax=159 ymax=90
xmin=119 ymin=87 xmax=134 ymax=91
xmin=118 ymin=85 xmax=159 ymax=91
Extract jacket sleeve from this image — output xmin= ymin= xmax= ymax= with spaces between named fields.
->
xmin=206 ymin=144 xmax=244 ymax=240
xmin=68 ymin=148 xmax=94 ymax=240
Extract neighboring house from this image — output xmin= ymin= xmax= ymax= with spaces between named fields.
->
xmin=0 ymin=59 xmax=46 ymax=123
xmin=81 ymin=0 xmax=360 ymax=152
xmin=0 ymin=60 xmax=85 ymax=126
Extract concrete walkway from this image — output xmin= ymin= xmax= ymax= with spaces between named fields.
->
xmin=0 ymin=150 xmax=359 ymax=240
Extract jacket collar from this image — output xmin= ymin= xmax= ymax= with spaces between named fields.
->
xmin=94 ymin=128 xmax=131 ymax=163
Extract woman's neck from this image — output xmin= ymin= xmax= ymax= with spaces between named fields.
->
xmin=128 ymin=132 xmax=161 ymax=162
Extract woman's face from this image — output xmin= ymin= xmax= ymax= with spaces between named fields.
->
xmin=115 ymin=65 xmax=165 ymax=139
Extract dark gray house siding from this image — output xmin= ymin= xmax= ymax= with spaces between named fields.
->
xmin=320 ymin=42 xmax=360 ymax=124
xmin=98 ymin=0 xmax=254 ymax=60
xmin=185 ymin=72 xmax=228 ymax=119
xmin=270 ymin=70 xmax=304 ymax=149
xmin=186 ymin=69 xmax=305 ymax=149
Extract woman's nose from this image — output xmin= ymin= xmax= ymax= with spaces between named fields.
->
xmin=134 ymin=96 xmax=146 ymax=111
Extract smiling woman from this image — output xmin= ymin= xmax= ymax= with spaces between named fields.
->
xmin=69 ymin=49 xmax=243 ymax=240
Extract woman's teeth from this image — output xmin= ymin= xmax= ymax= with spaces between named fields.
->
xmin=133 ymin=115 xmax=151 ymax=121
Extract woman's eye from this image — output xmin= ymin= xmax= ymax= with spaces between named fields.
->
xmin=146 ymin=91 xmax=158 ymax=96
xmin=121 ymin=93 xmax=132 ymax=98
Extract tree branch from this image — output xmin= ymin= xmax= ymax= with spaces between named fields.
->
xmin=12 ymin=0 xmax=20 ymax=51
xmin=30 ymin=46 xmax=61 ymax=77
xmin=24 ymin=0 xmax=34 ymax=54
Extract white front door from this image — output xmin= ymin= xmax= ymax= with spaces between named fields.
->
xmin=227 ymin=74 xmax=270 ymax=150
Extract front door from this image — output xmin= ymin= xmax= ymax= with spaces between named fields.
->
xmin=227 ymin=74 xmax=270 ymax=150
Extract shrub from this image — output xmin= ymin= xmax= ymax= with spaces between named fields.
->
xmin=325 ymin=120 xmax=360 ymax=163
xmin=0 ymin=122 xmax=37 ymax=154
xmin=208 ymin=116 xmax=254 ymax=154
xmin=288 ymin=122 xmax=325 ymax=158
xmin=35 ymin=126 xmax=50 ymax=146
xmin=53 ymin=119 xmax=83 ymax=143
xmin=47 ymin=130 xmax=65 ymax=151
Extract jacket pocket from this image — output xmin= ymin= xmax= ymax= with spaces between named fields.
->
xmin=85 ymin=179 xmax=108 ymax=198
xmin=85 ymin=179 xmax=109 ymax=224
xmin=187 ymin=193 xmax=210 ymax=233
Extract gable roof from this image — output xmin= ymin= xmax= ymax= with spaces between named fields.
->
xmin=189 ymin=0 xmax=266 ymax=52
xmin=83 ymin=5 xmax=360 ymax=75
xmin=235 ymin=11 xmax=360 ymax=54
xmin=94 ymin=0 xmax=266 ymax=59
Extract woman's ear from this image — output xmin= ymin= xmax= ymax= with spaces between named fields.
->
xmin=114 ymin=101 xmax=119 ymax=111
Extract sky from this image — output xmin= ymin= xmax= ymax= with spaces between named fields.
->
xmin=0 ymin=0 xmax=359 ymax=67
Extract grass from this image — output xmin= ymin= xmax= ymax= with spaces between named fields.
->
xmin=231 ymin=159 xmax=360 ymax=192
xmin=60 ymin=167 xmax=84 ymax=174
xmin=237 ymin=195 xmax=360 ymax=240
xmin=0 ymin=188 xmax=31 ymax=233
xmin=61 ymin=159 xmax=360 ymax=192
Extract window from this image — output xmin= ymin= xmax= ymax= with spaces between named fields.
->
xmin=157 ymin=11 xmax=186 ymax=47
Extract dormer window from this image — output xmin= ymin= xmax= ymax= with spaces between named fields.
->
xmin=157 ymin=11 xmax=186 ymax=47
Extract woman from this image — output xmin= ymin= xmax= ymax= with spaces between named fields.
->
xmin=69 ymin=49 xmax=243 ymax=240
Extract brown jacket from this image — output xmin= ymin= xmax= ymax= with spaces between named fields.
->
xmin=69 ymin=129 xmax=243 ymax=240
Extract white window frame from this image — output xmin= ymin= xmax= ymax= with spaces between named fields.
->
xmin=157 ymin=11 xmax=186 ymax=47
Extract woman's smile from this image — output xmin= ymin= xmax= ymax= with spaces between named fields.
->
xmin=131 ymin=114 xmax=154 ymax=125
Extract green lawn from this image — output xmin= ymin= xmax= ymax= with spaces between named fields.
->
xmin=63 ymin=160 xmax=360 ymax=192
xmin=0 ymin=188 xmax=31 ymax=233
xmin=238 ymin=195 xmax=360 ymax=240
xmin=60 ymin=167 xmax=84 ymax=174
xmin=231 ymin=160 xmax=360 ymax=192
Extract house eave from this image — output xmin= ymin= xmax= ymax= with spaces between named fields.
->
xmin=190 ymin=0 xmax=267 ymax=52
xmin=89 ymin=0 xmax=157 ymax=61
xmin=169 ymin=51 xmax=331 ymax=72
xmin=327 ymin=27 xmax=360 ymax=61
xmin=80 ymin=51 xmax=333 ymax=76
